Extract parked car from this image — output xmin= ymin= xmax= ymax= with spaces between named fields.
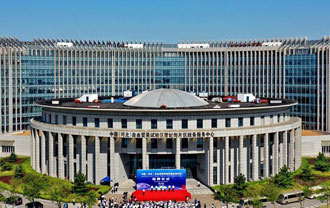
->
xmin=6 ymin=196 xmax=23 ymax=205
xmin=25 ymin=201 xmax=44 ymax=208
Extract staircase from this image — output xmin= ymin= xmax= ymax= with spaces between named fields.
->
xmin=186 ymin=179 xmax=213 ymax=195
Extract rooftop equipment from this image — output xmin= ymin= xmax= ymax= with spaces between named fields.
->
xmin=74 ymin=94 xmax=98 ymax=103
xmin=237 ymin=93 xmax=256 ymax=102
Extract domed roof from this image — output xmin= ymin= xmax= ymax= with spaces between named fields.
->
xmin=124 ymin=89 xmax=209 ymax=108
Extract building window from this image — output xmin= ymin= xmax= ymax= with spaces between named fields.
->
xmin=211 ymin=118 xmax=217 ymax=128
xmin=136 ymin=138 xmax=142 ymax=149
xmin=72 ymin=117 xmax=76 ymax=126
xmin=182 ymin=119 xmax=188 ymax=129
xmin=55 ymin=115 xmax=58 ymax=125
xmin=136 ymin=119 xmax=142 ymax=129
xmin=83 ymin=117 xmax=88 ymax=127
xmin=107 ymin=119 xmax=113 ymax=128
xmin=166 ymin=139 xmax=173 ymax=149
xmin=2 ymin=146 xmax=14 ymax=153
xmin=166 ymin=119 xmax=173 ymax=129
xmin=197 ymin=138 xmax=203 ymax=148
xmin=121 ymin=119 xmax=127 ymax=129
xmin=239 ymin=117 xmax=243 ymax=127
xmin=225 ymin=118 xmax=231 ymax=127
xmin=122 ymin=138 xmax=128 ymax=148
xmin=151 ymin=139 xmax=157 ymax=149
xmin=261 ymin=116 xmax=265 ymax=125
xmin=250 ymin=117 xmax=255 ymax=126
xmin=151 ymin=119 xmax=157 ymax=129
xmin=182 ymin=138 xmax=188 ymax=149
xmin=270 ymin=115 xmax=273 ymax=123
xmin=94 ymin=118 xmax=100 ymax=128
xmin=48 ymin=114 xmax=52 ymax=123
xmin=278 ymin=114 xmax=280 ymax=122
xmin=197 ymin=119 xmax=203 ymax=129
xmin=63 ymin=116 xmax=67 ymax=125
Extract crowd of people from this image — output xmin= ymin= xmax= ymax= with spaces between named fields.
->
xmin=98 ymin=196 xmax=214 ymax=208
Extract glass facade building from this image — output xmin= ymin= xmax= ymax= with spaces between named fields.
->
xmin=0 ymin=36 xmax=329 ymax=133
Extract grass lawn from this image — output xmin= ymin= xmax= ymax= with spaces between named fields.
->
xmin=0 ymin=156 xmax=110 ymax=203
xmin=212 ymin=157 xmax=330 ymax=200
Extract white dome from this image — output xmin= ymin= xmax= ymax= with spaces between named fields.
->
xmin=124 ymin=89 xmax=208 ymax=108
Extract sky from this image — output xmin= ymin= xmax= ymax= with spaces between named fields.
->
xmin=0 ymin=0 xmax=329 ymax=43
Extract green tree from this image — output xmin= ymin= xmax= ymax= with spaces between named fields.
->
xmin=72 ymin=172 xmax=88 ymax=194
xmin=214 ymin=186 xmax=236 ymax=208
xmin=247 ymin=186 xmax=263 ymax=208
xmin=10 ymin=178 xmax=20 ymax=197
xmin=314 ymin=152 xmax=329 ymax=172
xmin=1 ymin=162 xmax=12 ymax=171
xmin=233 ymin=173 xmax=247 ymax=196
xmin=14 ymin=164 xmax=25 ymax=179
xmin=50 ymin=184 xmax=71 ymax=208
xmin=83 ymin=191 xmax=97 ymax=208
xmin=8 ymin=153 xmax=17 ymax=163
xmin=318 ymin=184 xmax=330 ymax=208
xmin=300 ymin=163 xmax=314 ymax=181
xmin=299 ymin=187 xmax=312 ymax=208
xmin=263 ymin=182 xmax=280 ymax=208
xmin=22 ymin=175 xmax=45 ymax=203
xmin=274 ymin=165 xmax=294 ymax=188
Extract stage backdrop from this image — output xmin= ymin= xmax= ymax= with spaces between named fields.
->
xmin=136 ymin=169 xmax=186 ymax=190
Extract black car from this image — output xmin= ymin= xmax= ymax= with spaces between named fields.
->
xmin=6 ymin=196 xmax=23 ymax=205
xmin=25 ymin=201 xmax=44 ymax=208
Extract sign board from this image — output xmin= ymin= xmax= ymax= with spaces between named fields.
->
xmin=109 ymin=131 xmax=215 ymax=138
xmin=136 ymin=169 xmax=186 ymax=190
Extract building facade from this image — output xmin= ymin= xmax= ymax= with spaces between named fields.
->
xmin=1 ymin=36 xmax=329 ymax=133
xmin=30 ymin=89 xmax=301 ymax=185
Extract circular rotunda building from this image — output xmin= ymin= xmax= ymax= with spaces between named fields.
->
xmin=30 ymin=89 xmax=301 ymax=186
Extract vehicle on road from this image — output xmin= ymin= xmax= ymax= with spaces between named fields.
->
xmin=277 ymin=190 xmax=303 ymax=205
xmin=25 ymin=201 xmax=44 ymax=208
xmin=6 ymin=196 xmax=23 ymax=206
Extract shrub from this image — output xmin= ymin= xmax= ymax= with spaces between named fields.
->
xmin=1 ymin=162 xmax=12 ymax=171
xmin=233 ymin=173 xmax=247 ymax=196
xmin=314 ymin=152 xmax=329 ymax=172
xmin=300 ymin=163 xmax=314 ymax=181
xmin=274 ymin=165 xmax=294 ymax=188
xmin=72 ymin=172 xmax=88 ymax=194
xmin=8 ymin=153 xmax=17 ymax=163
xmin=14 ymin=165 xmax=25 ymax=179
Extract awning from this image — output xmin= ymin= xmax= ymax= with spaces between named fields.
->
xmin=100 ymin=176 xmax=112 ymax=183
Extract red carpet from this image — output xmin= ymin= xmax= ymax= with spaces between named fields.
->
xmin=132 ymin=190 xmax=191 ymax=201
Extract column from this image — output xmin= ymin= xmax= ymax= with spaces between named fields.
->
xmin=175 ymin=138 xmax=181 ymax=169
xmin=209 ymin=137 xmax=214 ymax=186
xmin=142 ymin=137 xmax=147 ymax=169
xmin=58 ymin=133 xmax=64 ymax=179
xmin=95 ymin=136 xmax=100 ymax=185
xmin=68 ymin=134 xmax=74 ymax=181
xmin=109 ymin=137 xmax=115 ymax=185
xmin=224 ymin=136 xmax=229 ymax=184
xmin=294 ymin=128 xmax=301 ymax=170
xmin=273 ymin=132 xmax=279 ymax=175
xmin=263 ymin=133 xmax=269 ymax=178
xmin=283 ymin=131 xmax=288 ymax=167
xmin=217 ymin=138 xmax=221 ymax=185
xmin=239 ymin=135 xmax=245 ymax=175
xmin=81 ymin=135 xmax=86 ymax=175
xmin=35 ymin=129 xmax=40 ymax=172
xmin=41 ymin=131 xmax=46 ymax=174
xmin=31 ymin=128 xmax=35 ymax=170
xmin=48 ymin=132 xmax=54 ymax=177
xmin=252 ymin=134 xmax=258 ymax=181
xmin=289 ymin=130 xmax=295 ymax=171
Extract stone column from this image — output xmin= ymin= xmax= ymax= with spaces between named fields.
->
xmin=109 ymin=137 xmax=115 ymax=185
xmin=95 ymin=136 xmax=100 ymax=185
xmin=68 ymin=134 xmax=74 ymax=181
xmin=209 ymin=137 xmax=214 ymax=186
xmin=239 ymin=135 xmax=245 ymax=175
xmin=31 ymin=128 xmax=35 ymax=170
xmin=264 ymin=133 xmax=269 ymax=178
xmin=224 ymin=136 xmax=229 ymax=184
xmin=217 ymin=138 xmax=221 ymax=185
xmin=35 ymin=129 xmax=40 ymax=172
xmin=283 ymin=131 xmax=288 ymax=167
xmin=273 ymin=132 xmax=279 ymax=175
xmin=41 ymin=131 xmax=47 ymax=174
xmin=48 ymin=132 xmax=54 ymax=177
xmin=58 ymin=133 xmax=64 ymax=179
xmin=176 ymin=137 xmax=181 ymax=169
xmin=294 ymin=128 xmax=301 ymax=170
xmin=142 ymin=138 xmax=147 ymax=169
xmin=252 ymin=134 xmax=258 ymax=181
xmin=289 ymin=129 xmax=295 ymax=171
xmin=81 ymin=135 xmax=86 ymax=175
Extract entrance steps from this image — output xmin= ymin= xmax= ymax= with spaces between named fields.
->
xmin=115 ymin=179 xmax=136 ymax=194
xmin=186 ymin=179 xmax=213 ymax=195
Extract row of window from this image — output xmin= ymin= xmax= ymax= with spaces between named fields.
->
xmin=44 ymin=113 xmax=285 ymax=129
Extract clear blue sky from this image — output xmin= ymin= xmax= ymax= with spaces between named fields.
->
xmin=1 ymin=0 xmax=329 ymax=42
